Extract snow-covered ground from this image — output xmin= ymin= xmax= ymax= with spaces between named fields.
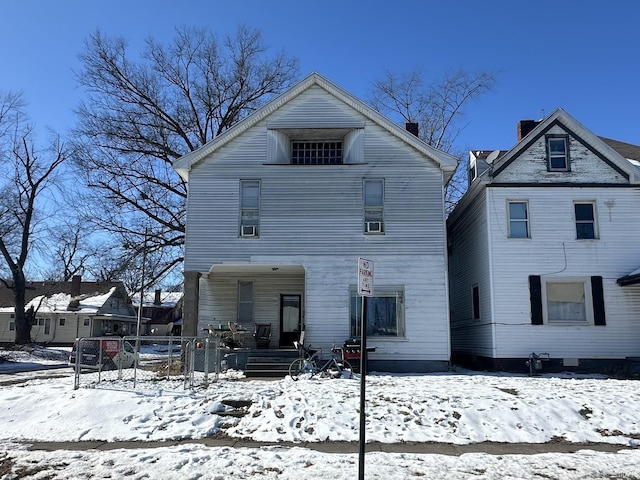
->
xmin=1 ymin=346 xmax=640 ymax=479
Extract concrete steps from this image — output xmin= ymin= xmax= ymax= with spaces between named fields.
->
xmin=243 ymin=349 xmax=298 ymax=378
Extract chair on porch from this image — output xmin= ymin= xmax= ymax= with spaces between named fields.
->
xmin=228 ymin=322 xmax=251 ymax=346
xmin=254 ymin=323 xmax=272 ymax=349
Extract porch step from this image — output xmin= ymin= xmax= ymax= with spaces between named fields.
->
xmin=243 ymin=349 xmax=298 ymax=378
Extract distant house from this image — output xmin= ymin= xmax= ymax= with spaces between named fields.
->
xmin=131 ymin=289 xmax=183 ymax=336
xmin=447 ymin=108 xmax=640 ymax=373
xmin=0 ymin=276 xmax=139 ymax=345
xmin=173 ymin=72 xmax=457 ymax=372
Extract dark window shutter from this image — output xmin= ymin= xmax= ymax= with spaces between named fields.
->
xmin=591 ymin=276 xmax=606 ymax=325
xmin=529 ymin=275 xmax=543 ymax=325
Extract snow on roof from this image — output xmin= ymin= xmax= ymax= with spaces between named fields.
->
xmin=131 ymin=291 xmax=183 ymax=308
xmin=0 ymin=287 xmax=116 ymax=314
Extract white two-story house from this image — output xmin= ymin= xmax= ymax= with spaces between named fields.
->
xmin=174 ymin=72 xmax=457 ymax=372
xmin=447 ymin=108 xmax=640 ymax=373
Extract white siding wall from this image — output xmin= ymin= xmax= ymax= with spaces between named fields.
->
xmin=185 ymin=85 xmax=451 ymax=363
xmin=447 ymin=190 xmax=494 ymax=357
xmin=488 ymin=186 xmax=640 ymax=358
xmin=0 ymin=312 xmax=93 ymax=344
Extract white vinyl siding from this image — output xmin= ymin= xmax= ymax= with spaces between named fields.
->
xmin=487 ymin=187 xmax=640 ymax=359
xmin=184 ymin=83 xmax=451 ymax=366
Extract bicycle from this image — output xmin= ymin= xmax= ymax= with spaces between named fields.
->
xmin=288 ymin=342 xmax=354 ymax=380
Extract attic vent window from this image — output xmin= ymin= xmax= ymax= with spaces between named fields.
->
xmin=291 ymin=141 xmax=342 ymax=165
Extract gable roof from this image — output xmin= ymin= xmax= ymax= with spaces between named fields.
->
xmin=599 ymin=137 xmax=640 ymax=164
xmin=448 ymin=108 xmax=640 ymax=227
xmin=490 ymin=108 xmax=640 ymax=183
xmin=173 ymin=72 xmax=457 ymax=180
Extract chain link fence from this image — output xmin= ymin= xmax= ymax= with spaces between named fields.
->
xmin=71 ymin=336 xmax=243 ymax=390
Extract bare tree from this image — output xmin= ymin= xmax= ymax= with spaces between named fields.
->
xmin=41 ymin=220 xmax=100 ymax=281
xmin=71 ymin=25 xmax=299 ymax=286
xmin=369 ymin=69 xmax=494 ymax=212
xmin=0 ymin=92 xmax=69 ymax=344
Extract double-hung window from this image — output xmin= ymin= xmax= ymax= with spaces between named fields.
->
xmin=237 ymin=281 xmax=254 ymax=323
xmin=240 ymin=180 xmax=260 ymax=238
xmin=508 ymin=201 xmax=529 ymax=238
xmin=575 ymin=202 xmax=597 ymax=239
xmin=546 ymin=135 xmax=570 ymax=171
xmin=364 ymin=179 xmax=384 ymax=234
xmin=350 ymin=288 xmax=404 ymax=337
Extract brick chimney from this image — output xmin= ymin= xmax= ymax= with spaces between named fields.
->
xmin=406 ymin=122 xmax=419 ymax=137
xmin=154 ymin=289 xmax=162 ymax=306
xmin=71 ymin=275 xmax=82 ymax=296
xmin=517 ymin=120 xmax=540 ymax=141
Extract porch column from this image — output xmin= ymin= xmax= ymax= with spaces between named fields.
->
xmin=182 ymin=271 xmax=201 ymax=337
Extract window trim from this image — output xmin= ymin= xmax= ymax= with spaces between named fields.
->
xmin=546 ymin=134 xmax=570 ymax=172
xmin=350 ymin=287 xmax=404 ymax=338
xmin=363 ymin=178 xmax=385 ymax=234
xmin=239 ymin=179 xmax=260 ymax=238
xmin=542 ymin=277 xmax=593 ymax=325
xmin=574 ymin=201 xmax=598 ymax=240
xmin=507 ymin=200 xmax=530 ymax=239
xmin=237 ymin=281 xmax=254 ymax=323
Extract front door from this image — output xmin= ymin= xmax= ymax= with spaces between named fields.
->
xmin=280 ymin=294 xmax=301 ymax=348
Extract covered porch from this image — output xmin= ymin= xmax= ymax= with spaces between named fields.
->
xmin=197 ymin=263 xmax=306 ymax=350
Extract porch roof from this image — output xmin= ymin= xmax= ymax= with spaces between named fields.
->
xmin=617 ymin=267 xmax=640 ymax=286
xmin=207 ymin=264 xmax=305 ymax=275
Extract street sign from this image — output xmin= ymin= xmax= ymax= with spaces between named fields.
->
xmin=358 ymin=257 xmax=374 ymax=297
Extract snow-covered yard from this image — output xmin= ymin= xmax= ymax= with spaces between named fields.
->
xmin=1 ymin=346 xmax=640 ymax=479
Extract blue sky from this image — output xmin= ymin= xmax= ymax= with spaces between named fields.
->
xmin=2 ymin=0 xmax=639 ymax=152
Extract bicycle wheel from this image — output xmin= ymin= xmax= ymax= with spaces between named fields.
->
xmin=289 ymin=358 xmax=306 ymax=380
xmin=340 ymin=359 xmax=354 ymax=379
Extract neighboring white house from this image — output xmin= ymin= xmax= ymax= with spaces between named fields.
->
xmin=447 ymin=108 xmax=640 ymax=373
xmin=0 ymin=277 xmax=139 ymax=345
xmin=173 ymin=72 xmax=457 ymax=372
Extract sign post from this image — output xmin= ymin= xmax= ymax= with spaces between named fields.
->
xmin=357 ymin=257 xmax=373 ymax=480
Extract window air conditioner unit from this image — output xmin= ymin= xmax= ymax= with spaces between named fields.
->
xmin=241 ymin=225 xmax=257 ymax=237
xmin=365 ymin=221 xmax=382 ymax=233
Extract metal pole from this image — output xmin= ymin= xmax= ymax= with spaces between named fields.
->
xmin=136 ymin=228 xmax=148 ymax=338
xmin=358 ymin=294 xmax=366 ymax=480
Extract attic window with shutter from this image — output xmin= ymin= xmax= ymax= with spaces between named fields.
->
xmin=267 ymin=126 xmax=364 ymax=164
xmin=546 ymin=135 xmax=570 ymax=171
